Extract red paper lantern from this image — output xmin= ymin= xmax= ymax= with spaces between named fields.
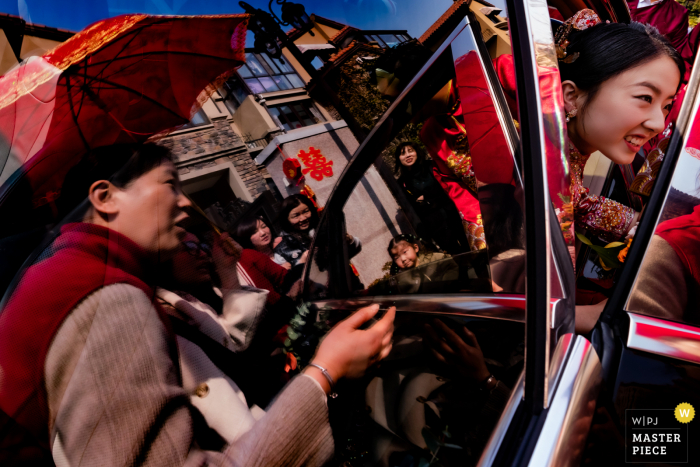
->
xmin=283 ymin=158 xmax=303 ymax=183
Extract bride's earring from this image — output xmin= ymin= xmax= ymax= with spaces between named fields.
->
xmin=566 ymin=107 xmax=578 ymax=123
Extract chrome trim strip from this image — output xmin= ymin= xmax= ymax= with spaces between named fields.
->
xmin=477 ymin=370 xmax=524 ymax=467
xmin=627 ymin=312 xmax=700 ymax=365
xmin=550 ymin=298 xmax=575 ymax=353
xmin=528 ymin=335 xmax=602 ymax=467
xmin=520 ymin=0 xmax=558 ymax=409
xmin=546 ymin=332 xmax=574 ymax=407
xmin=310 ymin=294 xmax=527 ymax=322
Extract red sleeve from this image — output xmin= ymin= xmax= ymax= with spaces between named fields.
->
xmin=251 ymin=249 xmax=288 ymax=288
xmin=239 ymin=248 xmax=288 ymax=292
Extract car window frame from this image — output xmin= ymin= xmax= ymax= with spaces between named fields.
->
xmin=301 ymin=14 xmax=525 ymax=309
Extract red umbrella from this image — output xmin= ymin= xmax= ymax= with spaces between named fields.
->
xmin=0 ymin=13 xmax=249 ymax=231
xmin=453 ymin=50 xmax=514 ymax=186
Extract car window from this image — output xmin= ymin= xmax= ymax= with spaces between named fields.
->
xmin=332 ymin=22 xmax=523 ymax=298
xmin=627 ymin=104 xmax=700 ymax=326
xmin=300 ymin=13 xmax=525 ymax=465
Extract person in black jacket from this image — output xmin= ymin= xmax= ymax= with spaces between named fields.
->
xmin=393 ymin=142 xmax=470 ymax=254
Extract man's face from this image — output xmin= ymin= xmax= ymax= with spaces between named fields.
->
xmin=112 ymin=160 xmax=190 ymax=258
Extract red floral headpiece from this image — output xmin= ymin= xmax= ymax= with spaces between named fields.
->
xmin=555 ymin=9 xmax=602 ymax=64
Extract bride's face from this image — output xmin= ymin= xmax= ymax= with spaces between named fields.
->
xmin=567 ymin=55 xmax=680 ymax=164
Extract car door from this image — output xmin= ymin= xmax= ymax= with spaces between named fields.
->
xmin=579 ymin=37 xmax=700 ymax=466
xmin=298 ymin=1 xmax=602 ymax=465
xmin=299 ymin=7 xmax=529 ymax=467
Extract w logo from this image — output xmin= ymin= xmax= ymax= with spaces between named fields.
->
xmin=675 ymin=403 xmax=695 ymax=423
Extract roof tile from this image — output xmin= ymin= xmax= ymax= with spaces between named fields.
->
xmin=418 ymin=0 xmax=470 ymax=44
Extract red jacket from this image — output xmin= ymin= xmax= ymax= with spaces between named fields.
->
xmin=237 ymin=249 xmax=289 ymax=305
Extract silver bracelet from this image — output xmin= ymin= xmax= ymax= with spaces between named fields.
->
xmin=308 ymin=363 xmax=338 ymax=398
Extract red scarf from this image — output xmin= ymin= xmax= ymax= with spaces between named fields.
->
xmin=656 ymin=205 xmax=700 ymax=291
xmin=0 ymin=223 xmax=173 ymax=463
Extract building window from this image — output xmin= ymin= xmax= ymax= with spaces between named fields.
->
xmin=363 ymin=32 xmax=410 ymax=48
xmin=267 ymin=101 xmax=325 ymax=131
xmin=237 ymin=52 xmax=305 ymax=94
xmin=219 ymin=75 xmax=249 ymax=115
xmin=179 ymin=108 xmax=211 ymax=129
xmin=310 ymin=56 xmax=325 ymax=70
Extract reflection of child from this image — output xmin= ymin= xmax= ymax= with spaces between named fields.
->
xmin=387 ymin=234 xmax=459 ymax=294
xmin=389 ymin=235 xmax=422 ymax=271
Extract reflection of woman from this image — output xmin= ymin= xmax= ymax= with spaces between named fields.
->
xmin=275 ymin=194 xmax=361 ymax=267
xmin=417 ymin=50 xmax=519 ymax=252
xmin=0 ymin=143 xmax=395 ymax=466
xmin=274 ymin=195 xmax=320 ymax=268
xmin=420 ymin=97 xmax=486 ymax=251
xmin=156 ymin=232 xmax=270 ymax=442
xmin=235 ymin=216 xmax=291 ymax=269
xmin=393 ymin=142 xmax=470 ymax=253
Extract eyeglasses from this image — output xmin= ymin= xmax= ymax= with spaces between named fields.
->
xmin=182 ymin=241 xmax=212 ymax=257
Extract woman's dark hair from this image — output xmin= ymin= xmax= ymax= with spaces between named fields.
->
xmin=58 ymin=143 xmax=173 ymax=218
xmin=278 ymin=194 xmax=320 ymax=238
xmin=234 ymin=216 xmax=270 ymax=250
xmin=393 ymin=141 xmax=426 ymax=176
xmin=559 ymin=21 xmax=685 ymax=113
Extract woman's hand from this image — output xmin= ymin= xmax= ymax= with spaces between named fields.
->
xmin=305 ymin=305 xmax=395 ymax=392
xmin=423 ymin=319 xmax=490 ymax=383
xmin=299 ymin=250 xmax=309 ymax=265
xmin=211 ymin=232 xmax=242 ymax=290
xmin=273 ymin=237 xmax=283 ymax=249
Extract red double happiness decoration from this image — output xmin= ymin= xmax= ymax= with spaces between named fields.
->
xmin=297 ymin=147 xmax=333 ymax=181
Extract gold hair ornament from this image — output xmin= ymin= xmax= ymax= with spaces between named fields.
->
xmin=555 ymin=9 xmax=603 ymax=64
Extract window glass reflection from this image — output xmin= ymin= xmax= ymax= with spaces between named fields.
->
xmin=379 ymin=34 xmax=400 ymax=48
xmin=323 ymin=25 xmax=523 ymax=298
xmin=238 ymin=51 xmax=305 ymax=94
xmin=244 ymin=78 xmax=265 ymax=94
xmin=237 ymin=64 xmax=253 ymax=78
xmin=246 ymin=53 xmax=268 ymax=76
xmin=304 ymin=16 xmax=524 ymax=461
xmin=628 ymin=115 xmax=700 ymax=325
xmin=258 ymin=77 xmax=280 ymax=92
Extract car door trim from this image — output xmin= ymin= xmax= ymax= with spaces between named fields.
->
xmin=626 ymin=312 xmax=700 ymax=365
xmin=527 ymin=335 xmax=602 ymax=467
xmin=308 ymin=294 xmax=527 ymax=322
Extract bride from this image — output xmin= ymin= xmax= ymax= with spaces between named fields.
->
xmin=550 ymin=10 xmax=685 ymax=331
xmin=557 ymin=10 xmax=683 ymax=242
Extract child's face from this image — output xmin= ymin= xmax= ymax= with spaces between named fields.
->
xmin=391 ymin=240 xmax=419 ymax=269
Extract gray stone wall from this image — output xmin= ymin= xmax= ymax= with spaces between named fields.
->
xmin=159 ymin=119 xmax=268 ymax=199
